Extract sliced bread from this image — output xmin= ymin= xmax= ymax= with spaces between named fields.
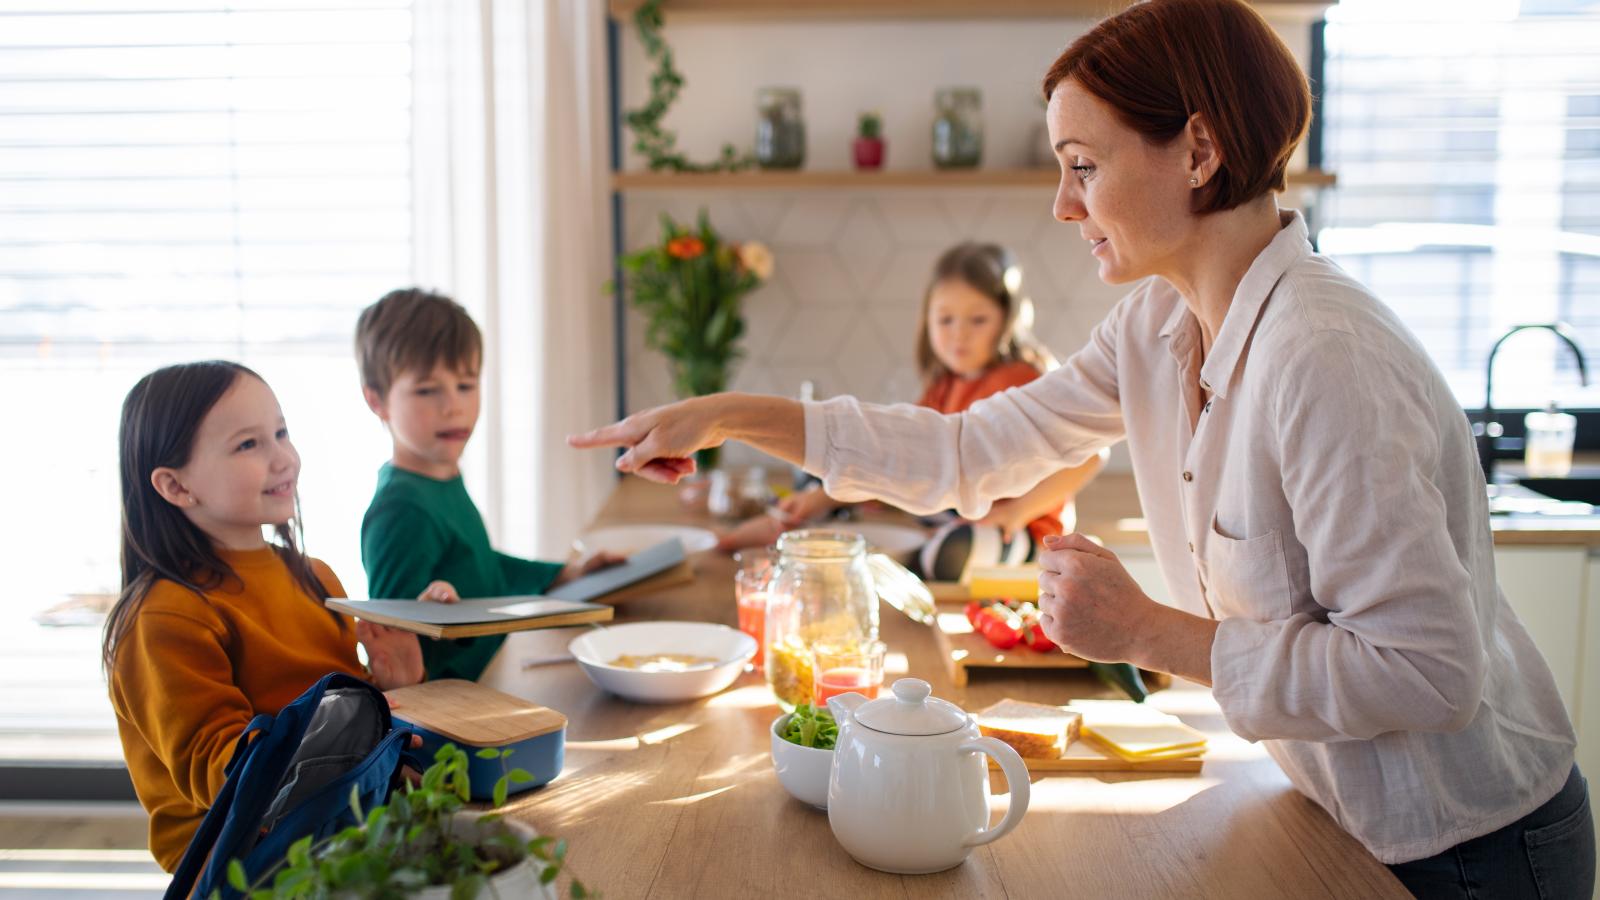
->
xmin=974 ymin=698 xmax=1081 ymax=760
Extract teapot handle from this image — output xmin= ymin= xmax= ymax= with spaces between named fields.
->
xmin=959 ymin=736 xmax=1031 ymax=848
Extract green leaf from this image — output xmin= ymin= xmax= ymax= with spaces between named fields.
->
xmin=475 ymin=747 xmax=500 ymax=760
xmin=541 ymin=866 xmax=560 ymax=884
xmin=507 ymin=768 xmax=534 ymax=784
xmin=287 ymin=834 xmax=313 ymax=869
xmin=226 ymin=859 xmax=248 ymax=891
xmin=493 ymin=778 xmax=509 ymax=809
xmin=450 ymin=873 xmax=486 ymax=900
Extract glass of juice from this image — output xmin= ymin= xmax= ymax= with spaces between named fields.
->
xmin=733 ymin=549 xmax=775 ymax=671
xmin=812 ymin=640 xmax=886 ymax=706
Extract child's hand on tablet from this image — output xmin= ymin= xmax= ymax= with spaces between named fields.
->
xmin=554 ymin=551 xmax=626 ymax=586
xmin=418 ymin=580 xmax=459 ymax=603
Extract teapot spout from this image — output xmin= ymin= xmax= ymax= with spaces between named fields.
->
xmin=826 ymin=692 xmax=868 ymax=725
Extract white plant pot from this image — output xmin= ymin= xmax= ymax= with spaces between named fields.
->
xmin=412 ymin=814 xmax=560 ymax=900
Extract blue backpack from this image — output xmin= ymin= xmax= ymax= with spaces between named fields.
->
xmin=163 ymin=673 xmax=417 ymax=900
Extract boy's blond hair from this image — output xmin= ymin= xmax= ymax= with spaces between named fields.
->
xmin=355 ymin=288 xmax=483 ymax=397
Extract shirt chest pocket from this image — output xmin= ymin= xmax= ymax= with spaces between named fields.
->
xmin=1203 ymin=516 xmax=1293 ymax=621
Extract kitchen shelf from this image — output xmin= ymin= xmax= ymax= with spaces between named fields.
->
xmin=609 ymin=0 xmax=1331 ymax=22
xmin=612 ymin=167 xmax=1337 ymax=191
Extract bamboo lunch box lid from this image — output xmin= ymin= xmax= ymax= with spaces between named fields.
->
xmin=385 ymin=679 xmax=567 ymax=745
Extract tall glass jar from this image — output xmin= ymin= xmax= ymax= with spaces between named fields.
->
xmin=764 ymin=530 xmax=879 ymax=710
xmin=932 ymin=87 xmax=983 ymax=169
xmin=755 ymin=87 xmax=806 ymax=170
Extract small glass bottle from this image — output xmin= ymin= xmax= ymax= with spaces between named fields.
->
xmin=1525 ymin=404 xmax=1577 ymax=478
xmin=931 ymin=87 xmax=983 ymax=169
xmin=756 ymin=87 xmax=806 ymax=170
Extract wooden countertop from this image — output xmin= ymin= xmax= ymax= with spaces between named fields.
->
xmin=1072 ymin=474 xmax=1600 ymax=549
xmin=481 ymin=479 xmax=1407 ymax=899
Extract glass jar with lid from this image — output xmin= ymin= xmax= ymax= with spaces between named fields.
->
xmin=755 ymin=86 xmax=806 ymax=170
xmin=762 ymin=529 xmax=937 ymax=710
xmin=931 ymin=87 xmax=983 ymax=169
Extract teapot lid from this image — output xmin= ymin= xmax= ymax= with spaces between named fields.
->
xmin=854 ymin=678 xmax=968 ymax=736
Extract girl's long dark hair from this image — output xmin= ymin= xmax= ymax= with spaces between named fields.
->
xmin=915 ymin=242 xmax=1057 ymax=385
xmin=103 ymin=360 xmax=335 ymax=676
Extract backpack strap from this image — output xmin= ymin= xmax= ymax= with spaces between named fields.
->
xmin=162 ymin=728 xmax=260 ymax=900
xmin=191 ymin=675 xmax=399 ymax=900
xmin=232 ymin=726 xmax=414 ymax=888
xmin=163 ymin=674 xmax=348 ymax=900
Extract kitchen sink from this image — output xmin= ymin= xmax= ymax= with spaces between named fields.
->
xmin=1517 ymin=476 xmax=1600 ymax=505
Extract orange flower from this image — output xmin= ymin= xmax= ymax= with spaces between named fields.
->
xmin=666 ymin=236 xmax=706 ymax=259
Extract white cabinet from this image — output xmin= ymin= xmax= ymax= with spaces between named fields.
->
xmin=1494 ymin=546 xmax=1589 ymax=719
xmin=1586 ymin=558 xmax=1600 ymax=793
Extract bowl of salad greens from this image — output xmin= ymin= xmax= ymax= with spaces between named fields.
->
xmin=770 ymin=704 xmax=837 ymax=810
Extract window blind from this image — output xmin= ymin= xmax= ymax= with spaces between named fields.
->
xmin=1319 ymin=0 xmax=1600 ymax=411
xmin=0 ymin=1 xmax=413 ymax=605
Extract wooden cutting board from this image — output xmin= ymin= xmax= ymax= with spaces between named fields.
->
xmin=930 ymin=602 xmax=1087 ymax=687
xmin=990 ymin=737 xmax=1204 ymax=774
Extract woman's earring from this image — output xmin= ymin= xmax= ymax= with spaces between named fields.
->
xmin=1189 ymin=177 xmax=1199 ymax=187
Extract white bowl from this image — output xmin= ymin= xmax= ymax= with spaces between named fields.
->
xmin=845 ymin=522 xmax=928 ymax=565
xmin=575 ymin=524 xmax=718 ymax=557
xmin=569 ymin=621 xmax=755 ymax=703
xmin=770 ymin=713 xmax=834 ymax=810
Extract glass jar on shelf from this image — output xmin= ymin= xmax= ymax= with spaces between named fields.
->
xmin=755 ymin=87 xmax=806 ymax=170
xmin=931 ymin=87 xmax=983 ymax=169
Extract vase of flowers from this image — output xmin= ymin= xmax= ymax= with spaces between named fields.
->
xmin=618 ymin=210 xmax=774 ymax=471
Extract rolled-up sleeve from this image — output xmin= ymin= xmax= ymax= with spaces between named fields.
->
xmin=1211 ymin=331 xmax=1485 ymax=743
xmin=803 ymin=294 xmax=1130 ymax=518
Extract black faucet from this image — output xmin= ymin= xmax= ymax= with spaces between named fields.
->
xmin=1477 ymin=322 xmax=1589 ymax=482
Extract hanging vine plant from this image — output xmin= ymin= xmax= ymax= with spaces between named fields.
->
xmin=624 ymin=0 xmax=755 ymax=173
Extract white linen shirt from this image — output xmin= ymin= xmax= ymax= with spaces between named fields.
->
xmin=801 ymin=211 xmax=1575 ymax=864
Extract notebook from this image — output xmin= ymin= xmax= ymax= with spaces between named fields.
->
xmin=325 ymin=596 xmax=613 ymax=639
xmin=544 ymin=538 xmax=688 ymax=603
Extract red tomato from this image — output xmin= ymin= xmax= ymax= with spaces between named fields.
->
xmin=978 ymin=605 xmax=1023 ymax=650
xmin=964 ymin=600 xmax=984 ymax=627
xmin=1025 ymin=622 xmax=1056 ymax=652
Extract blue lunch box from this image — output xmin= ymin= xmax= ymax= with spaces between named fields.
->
xmin=386 ymin=678 xmax=567 ymax=801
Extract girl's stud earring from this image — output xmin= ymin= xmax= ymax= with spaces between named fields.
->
xmin=1189 ymin=177 xmax=1199 ymax=186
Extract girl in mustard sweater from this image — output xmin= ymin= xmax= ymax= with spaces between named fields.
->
xmin=103 ymin=361 xmax=425 ymax=871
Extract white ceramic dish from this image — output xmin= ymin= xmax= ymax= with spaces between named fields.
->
xmin=575 ymin=524 xmax=718 ymax=557
xmin=770 ymin=713 xmax=833 ymax=810
xmin=844 ymin=522 xmax=928 ymax=564
xmin=569 ymin=621 xmax=755 ymax=703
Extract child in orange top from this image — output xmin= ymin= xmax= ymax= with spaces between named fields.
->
xmin=762 ymin=242 xmax=1103 ymax=550
xmin=103 ymin=361 xmax=426 ymax=872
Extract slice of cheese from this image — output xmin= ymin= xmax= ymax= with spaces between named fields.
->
xmin=1082 ymin=729 xmax=1205 ymax=762
xmin=1081 ymin=721 xmax=1207 ymax=757
xmin=965 ymin=565 xmax=1040 ymax=600
xmin=1069 ymin=699 xmax=1207 ymax=758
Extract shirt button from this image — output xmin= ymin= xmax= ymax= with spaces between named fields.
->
xmin=1187 ymin=541 xmax=1195 ymax=553
xmin=1203 ymin=401 xmax=1212 ymax=413
xmin=1182 ymin=471 xmax=1193 ymax=482
xmin=1199 ymin=379 xmax=1211 ymax=392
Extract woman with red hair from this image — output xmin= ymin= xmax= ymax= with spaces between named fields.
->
xmin=574 ymin=1 xmax=1592 ymax=893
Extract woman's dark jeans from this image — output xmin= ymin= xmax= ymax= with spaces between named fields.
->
xmin=1388 ymin=765 xmax=1594 ymax=899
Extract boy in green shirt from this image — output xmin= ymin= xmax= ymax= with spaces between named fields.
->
xmin=355 ymin=288 xmax=618 ymax=681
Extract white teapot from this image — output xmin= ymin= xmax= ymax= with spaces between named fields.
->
xmin=825 ymin=678 xmax=1030 ymax=874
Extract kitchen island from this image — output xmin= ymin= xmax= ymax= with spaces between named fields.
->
xmin=481 ymin=479 xmax=1408 ymax=899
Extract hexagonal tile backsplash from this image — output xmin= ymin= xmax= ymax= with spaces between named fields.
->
xmin=620 ymin=188 xmax=1125 ymax=465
